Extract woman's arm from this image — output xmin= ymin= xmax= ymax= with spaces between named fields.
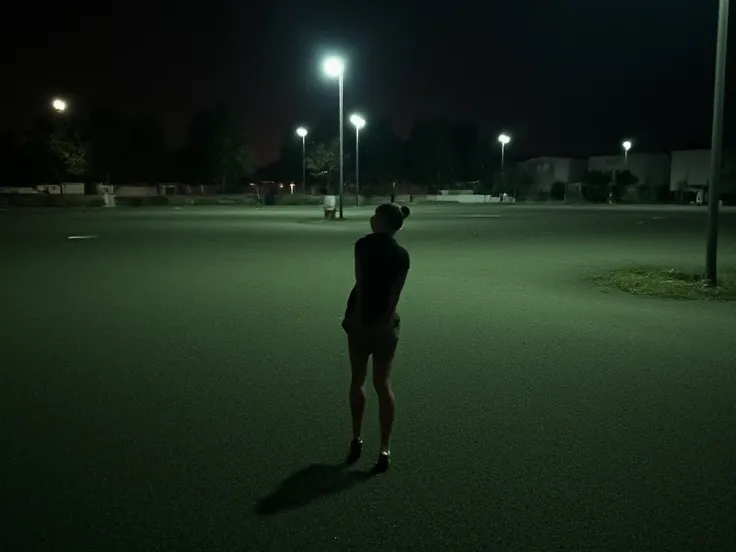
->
xmin=353 ymin=242 xmax=364 ymax=314
xmin=381 ymin=269 xmax=408 ymax=322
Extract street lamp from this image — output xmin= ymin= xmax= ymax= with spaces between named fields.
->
xmin=323 ymin=56 xmax=346 ymax=219
xmin=296 ymin=127 xmax=308 ymax=195
xmin=498 ymin=133 xmax=511 ymax=200
xmin=622 ymin=140 xmax=632 ymax=166
xmin=350 ymin=114 xmax=366 ymax=206
xmin=706 ymin=0 xmax=730 ymax=286
xmin=51 ymin=98 xmax=67 ymax=113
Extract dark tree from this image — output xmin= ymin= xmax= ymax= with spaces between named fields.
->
xmin=405 ymin=120 xmax=454 ymax=189
xmin=87 ymin=107 xmax=126 ymax=186
xmin=445 ymin=121 xmax=480 ymax=184
xmin=581 ymin=170 xmax=611 ymax=202
xmin=582 ymin=169 xmax=640 ymax=203
xmin=186 ymin=103 xmax=254 ymax=193
xmin=17 ymin=119 xmax=60 ymax=185
xmin=355 ymin=119 xmax=402 ymax=193
xmin=403 ymin=119 xmax=483 ymax=190
xmin=0 ymin=131 xmax=21 ymax=185
xmin=306 ymin=139 xmax=339 ymax=190
xmin=21 ymin=115 xmax=89 ymax=187
xmin=121 ymin=115 xmax=166 ymax=184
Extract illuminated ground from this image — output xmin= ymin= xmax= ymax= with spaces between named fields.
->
xmin=1 ymin=204 xmax=735 ymax=551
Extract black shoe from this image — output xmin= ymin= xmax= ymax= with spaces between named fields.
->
xmin=345 ymin=438 xmax=363 ymax=465
xmin=372 ymin=451 xmax=390 ymax=474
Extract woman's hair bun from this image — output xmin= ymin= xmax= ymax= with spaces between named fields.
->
xmin=400 ymin=205 xmax=411 ymax=219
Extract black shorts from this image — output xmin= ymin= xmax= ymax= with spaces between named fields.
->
xmin=342 ymin=313 xmax=400 ymax=358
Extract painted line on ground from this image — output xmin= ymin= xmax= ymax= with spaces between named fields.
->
xmin=458 ymin=214 xmax=503 ymax=218
xmin=67 ymin=235 xmax=99 ymax=240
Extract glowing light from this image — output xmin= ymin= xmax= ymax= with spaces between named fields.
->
xmin=52 ymin=98 xmax=67 ymax=113
xmin=498 ymin=133 xmax=511 ymax=145
xmin=323 ymin=56 xmax=345 ymax=78
xmin=622 ymin=140 xmax=632 ymax=152
xmin=296 ymin=127 xmax=308 ymax=138
xmin=350 ymin=114 xmax=366 ymax=129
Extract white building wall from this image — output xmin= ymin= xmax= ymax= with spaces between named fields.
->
xmin=670 ymin=149 xmax=736 ymax=192
xmin=519 ymin=157 xmax=587 ymax=194
xmin=589 ymin=153 xmax=670 ymax=189
xmin=39 ymin=183 xmax=85 ymax=195
xmin=115 ymin=186 xmax=159 ymax=197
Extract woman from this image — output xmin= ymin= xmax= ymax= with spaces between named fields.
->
xmin=342 ymin=203 xmax=411 ymax=473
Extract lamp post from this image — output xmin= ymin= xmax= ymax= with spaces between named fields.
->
xmin=706 ymin=0 xmax=730 ymax=286
xmin=350 ymin=114 xmax=365 ymax=207
xmin=323 ymin=56 xmax=345 ymax=219
xmin=622 ymin=140 xmax=632 ymax=167
xmin=498 ymin=133 xmax=511 ymax=200
xmin=51 ymin=98 xmax=69 ymax=197
xmin=296 ymin=127 xmax=308 ymax=195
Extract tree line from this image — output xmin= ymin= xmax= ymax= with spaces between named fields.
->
xmin=0 ymin=105 xmax=528 ymax=195
xmin=263 ymin=119 xmax=512 ymax=196
xmin=0 ymin=103 xmax=255 ymax=193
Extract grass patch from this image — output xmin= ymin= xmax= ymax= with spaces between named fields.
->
xmin=591 ymin=266 xmax=736 ymax=301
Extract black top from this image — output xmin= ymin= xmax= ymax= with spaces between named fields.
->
xmin=346 ymin=232 xmax=410 ymax=324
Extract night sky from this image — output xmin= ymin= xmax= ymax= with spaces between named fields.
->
xmin=1 ymin=0 xmax=729 ymax=164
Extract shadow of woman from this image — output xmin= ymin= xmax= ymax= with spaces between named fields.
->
xmin=256 ymin=463 xmax=372 ymax=516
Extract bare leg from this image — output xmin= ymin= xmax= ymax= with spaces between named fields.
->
xmin=372 ymin=352 xmax=396 ymax=453
xmin=348 ymin=337 xmax=369 ymax=440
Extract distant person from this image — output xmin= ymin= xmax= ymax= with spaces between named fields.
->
xmin=341 ymin=203 xmax=411 ymax=473
xmin=324 ymin=191 xmax=337 ymax=220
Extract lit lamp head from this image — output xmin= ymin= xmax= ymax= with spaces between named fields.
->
xmin=498 ymin=133 xmax=511 ymax=145
xmin=622 ymin=140 xmax=632 ymax=152
xmin=296 ymin=127 xmax=308 ymax=138
xmin=323 ymin=56 xmax=345 ymax=78
xmin=52 ymin=98 xmax=67 ymax=113
xmin=350 ymin=114 xmax=366 ymax=130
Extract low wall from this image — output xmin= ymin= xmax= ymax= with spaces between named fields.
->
xmin=359 ymin=194 xmax=411 ymax=205
xmin=116 ymin=186 xmax=159 ymax=197
xmin=425 ymin=194 xmax=515 ymax=204
xmin=0 ymin=194 xmax=105 ymax=207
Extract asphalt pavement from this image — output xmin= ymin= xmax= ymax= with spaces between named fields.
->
xmin=1 ymin=204 xmax=734 ymax=551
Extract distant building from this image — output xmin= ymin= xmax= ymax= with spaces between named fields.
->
xmin=588 ymin=153 xmax=670 ymax=200
xmin=518 ymin=157 xmax=587 ymax=198
xmin=670 ymin=149 xmax=736 ymax=194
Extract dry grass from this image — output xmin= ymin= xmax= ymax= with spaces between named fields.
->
xmin=591 ymin=266 xmax=736 ymax=301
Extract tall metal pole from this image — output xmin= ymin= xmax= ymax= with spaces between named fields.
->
xmin=338 ymin=74 xmax=344 ymax=220
xmin=501 ymin=143 xmax=507 ymax=198
xmin=301 ymin=136 xmax=306 ymax=195
xmin=355 ymin=126 xmax=360 ymax=206
xmin=706 ymin=0 xmax=729 ymax=286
